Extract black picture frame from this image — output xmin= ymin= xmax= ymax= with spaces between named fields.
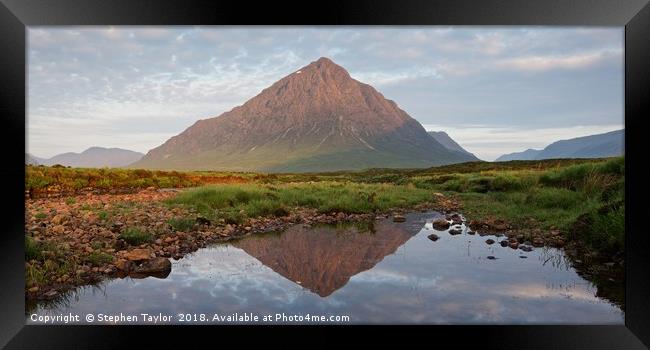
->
xmin=1 ymin=0 xmax=649 ymax=348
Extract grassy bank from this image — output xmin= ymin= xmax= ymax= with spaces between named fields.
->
xmin=26 ymin=157 xmax=624 ymax=256
xmin=417 ymin=157 xmax=625 ymax=255
xmin=166 ymin=182 xmax=435 ymax=224
xmin=25 ymin=166 xmax=259 ymax=196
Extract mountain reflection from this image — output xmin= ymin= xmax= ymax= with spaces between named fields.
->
xmin=232 ymin=219 xmax=422 ymax=297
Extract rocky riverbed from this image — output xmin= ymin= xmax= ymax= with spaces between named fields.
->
xmin=25 ymin=187 xmax=622 ymax=309
xmin=25 ymin=187 xmax=460 ymax=301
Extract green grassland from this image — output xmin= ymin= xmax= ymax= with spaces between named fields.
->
xmin=26 ymin=157 xmax=624 ymax=255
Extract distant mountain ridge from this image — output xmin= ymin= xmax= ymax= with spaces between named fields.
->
xmin=27 ymin=147 xmax=144 ymax=168
xmin=132 ymin=57 xmax=478 ymax=172
xmin=496 ymin=129 xmax=624 ymax=161
xmin=428 ymin=131 xmax=478 ymax=159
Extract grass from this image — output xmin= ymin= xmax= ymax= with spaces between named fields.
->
xmin=25 ymin=165 xmax=259 ymax=196
xmin=25 ymin=236 xmax=43 ymax=261
xmin=85 ymin=251 xmax=114 ymax=266
xmin=168 ymin=217 xmax=196 ymax=232
xmin=167 ymin=182 xmax=434 ymax=224
xmin=27 ymin=156 xmax=625 ymax=256
xmin=118 ymin=227 xmax=154 ymax=245
xmin=434 ymin=157 xmax=625 ymax=254
xmin=34 ymin=212 xmax=47 ymax=219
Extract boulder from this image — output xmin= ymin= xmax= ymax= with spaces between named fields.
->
xmin=448 ymin=228 xmax=462 ymax=235
xmin=393 ymin=215 xmax=406 ymax=223
xmin=499 ymin=240 xmax=509 ymax=247
xmin=427 ymin=233 xmax=440 ymax=242
xmin=485 ymin=239 xmax=495 ymax=245
xmin=115 ymin=259 xmax=134 ymax=272
xmin=133 ymin=257 xmax=171 ymax=275
xmin=123 ymin=248 xmax=152 ymax=262
xmin=532 ymin=238 xmax=545 ymax=247
xmin=432 ymin=218 xmax=450 ymax=230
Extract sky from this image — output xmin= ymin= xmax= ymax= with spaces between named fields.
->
xmin=27 ymin=26 xmax=624 ymax=161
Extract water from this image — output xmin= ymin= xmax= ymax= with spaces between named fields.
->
xmin=28 ymin=212 xmax=624 ymax=324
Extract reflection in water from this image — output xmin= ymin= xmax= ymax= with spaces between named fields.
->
xmin=232 ymin=220 xmax=418 ymax=296
xmin=28 ymin=212 xmax=624 ymax=324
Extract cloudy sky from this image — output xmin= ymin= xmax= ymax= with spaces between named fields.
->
xmin=27 ymin=26 xmax=624 ymax=161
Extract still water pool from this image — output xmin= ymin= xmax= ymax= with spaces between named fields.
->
xmin=28 ymin=212 xmax=623 ymax=324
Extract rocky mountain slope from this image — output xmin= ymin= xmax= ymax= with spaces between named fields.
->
xmin=132 ymin=57 xmax=477 ymax=172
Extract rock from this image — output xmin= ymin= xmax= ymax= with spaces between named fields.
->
xmin=196 ymin=216 xmax=211 ymax=226
xmin=51 ymin=214 xmax=66 ymax=225
xmin=447 ymin=213 xmax=463 ymax=225
xmin=115 ymin=259 xmax=133 ymax=272
xmin=467 ymin=230 xmax=475 ymax=235
xmin=448 ymin=228 xmax=462 ymax=235
xmin=509 ymin=241 xmax=519 ymax=249
xmin=519 ymin=255 xmax=528 ymax=259
xmin=28 ymin=286 xmax=39 ymax=293
xmin=123 ymin=248 xmax=153 ymax=261
xmin=393 ymin=215 xmax=406 ymax=223
xmin=550 ymin=230 xmax=561 ymax=236
xmin=532 ymin=238 xmax=544 ymax=247
xmin=427 ymin=233 xmax=440 ymax=241
xmin=485 ymin=239 xmax=495 ymax=245
xmin=44 ymin=290 xmax=58 ymax=298
xmin=51 ymin=225 xmax=65 ymax=235
xmin=519 ymin=245 xmax=533 ymax=252
xmin=114 ymin=239 xmax=127 ymax=250
xmin=551 ymin=239 xmax=565 ymax=248
xmin=432 ymin=218 xmax=450 ymax=230
xmin=133 ymin=257 xmax=171 ymax=274
xmin=499 ymin=240 xmax=509 ymax=247
xmin=487 ymin=256 xmax=497 ymax=260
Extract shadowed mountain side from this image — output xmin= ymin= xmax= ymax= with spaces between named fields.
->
xmin=232 ymin=219 xmax=421 ymax=297
xmin=496 ymin=129 xmax=624 ymax=161
xmin=428 ymin=131 xmax=478 ymax=159
xmin=132 ymin=57 xmax=476 ymax=172
xmin=30 ymin=147 xmax=144 ymax=168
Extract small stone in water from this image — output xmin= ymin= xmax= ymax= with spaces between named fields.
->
xmin=428 ymin=233 xmax=439 ymax=241
xmin=485 ymin=239 xmax=495 ymax=245
xmin=487 ymin=256 xmax=497 ymax=260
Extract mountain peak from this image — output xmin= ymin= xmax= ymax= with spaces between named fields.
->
xmin=134 ymin=58 xmax=478 ymax=172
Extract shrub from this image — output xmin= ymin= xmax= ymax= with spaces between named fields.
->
xmin=119 ymin=227 xmax=153 ymax=245
xmin=25 ymin=236 xmax=42 ymax=261
xmin=168 ymin=217 xmax=195 ymax=232
xmin=85 ymin=251 xmax=114 ymax=266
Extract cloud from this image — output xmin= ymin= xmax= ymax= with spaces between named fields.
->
xmin=497 ymin=50 xmax=620 ymax=72
xmin=27 ymin=27 xmax=623 ymax=158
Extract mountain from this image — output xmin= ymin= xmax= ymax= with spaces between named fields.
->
xmin=428 ymin=131 xmax=478 ymax=159
xmin=496 ymin=129 xmax=624 ymax=162
xmin=132 ymin=57 xmax=478 ymax=172
xmin=30 ymin=147 xmax=144 ymax=168
xmin=233 ymin=219 xmax=419 ymax=297
xmin=25 ymin=153 xmax=45 ymax=165
xmin=495 ymin=149 xmax=542 ymax=162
